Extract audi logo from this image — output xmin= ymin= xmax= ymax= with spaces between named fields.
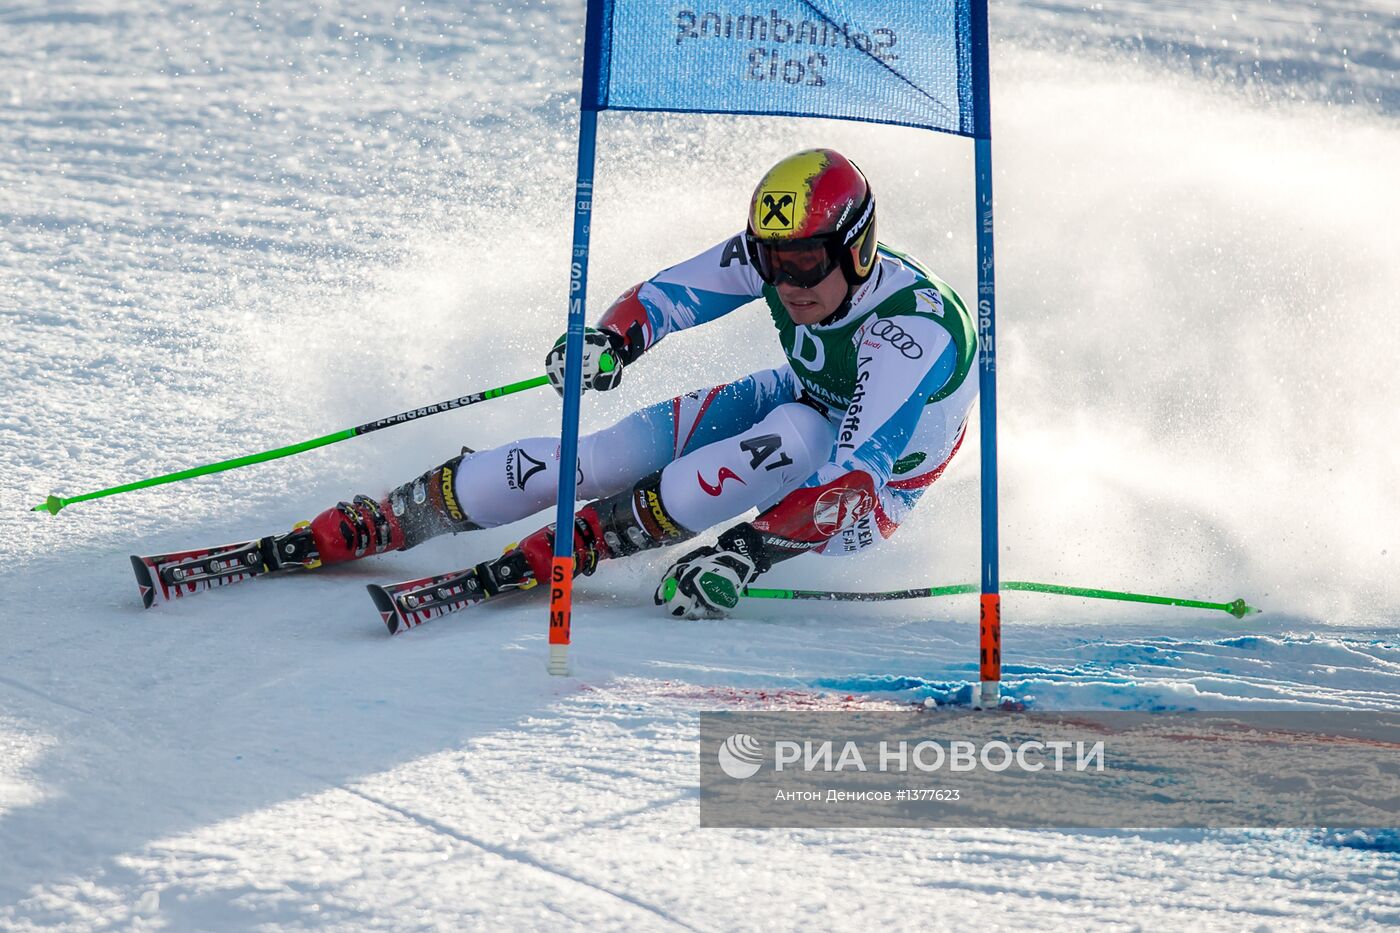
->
xmin=869 ymin=320 xmax=923 ymax=359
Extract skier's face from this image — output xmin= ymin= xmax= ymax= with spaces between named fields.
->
xmin=776 ymin=265 xmax=848 ymax=325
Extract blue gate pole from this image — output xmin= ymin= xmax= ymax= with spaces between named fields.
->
xmin=547 ymin=106 xmax=599 ymax=677
xmin=974 ymin=136 xmax=1001 ymax=709
xmin=967 ymin=0 xmax=1002 ymax=709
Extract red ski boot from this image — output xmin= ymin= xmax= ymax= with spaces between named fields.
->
xmin=498 ymin=471 xmax=695 ymax=590
xmin=365 ymin=472 xmax=699 ymax=632
xmin=305 ymin=449 xmax=488 ymax=565
xmin=307 ymin=495 xmax=405 ymax=566
xmin=510 ymin=504 xmax=610 ymax=588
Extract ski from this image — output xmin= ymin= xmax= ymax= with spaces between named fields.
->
xmin=368 ymin=547 xmax=537 ymax=634
xmin=133 ymin=521 xmax=546 ymax=634
xmin=131 ymin=524 xmax=320 ymax=609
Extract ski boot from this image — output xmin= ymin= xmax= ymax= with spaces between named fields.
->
xmin=306 ymin=449 xmax=483 ymax=565
xmin=365 ymin=471 xmax=695 ymax=631
xmin=503 ymin=470 xmax=694 ymax=590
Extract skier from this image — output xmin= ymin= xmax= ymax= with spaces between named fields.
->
xmin=144 ymin=149 xmax=978 ymax=620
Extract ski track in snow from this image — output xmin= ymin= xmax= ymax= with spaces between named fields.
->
xmin=3 ymin=0 xmax=1398 ymax=929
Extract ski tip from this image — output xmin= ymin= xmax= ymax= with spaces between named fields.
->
xmin=130 ymin=555 xmax=157 ymax=609
xmin=366 ymin=584 xmax=402 ymax=635
xmin=32 ymin=495 xmax=65 ymax=515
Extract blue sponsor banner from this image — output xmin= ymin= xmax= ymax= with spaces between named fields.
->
xmin=583 ymin=0 xmax=983 ymax=138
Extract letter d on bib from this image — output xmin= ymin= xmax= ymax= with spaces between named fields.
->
xmin=791 ymin=325 xmax=826 ymax=371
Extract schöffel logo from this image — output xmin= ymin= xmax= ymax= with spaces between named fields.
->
xmin=717 ymin=733 xmax=764 ymax=779
xmin=506 ymin=447 xmax=546 ymax=491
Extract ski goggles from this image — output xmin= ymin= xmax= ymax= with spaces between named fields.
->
xmin=744 ymin=234 xmax=845 ymax=289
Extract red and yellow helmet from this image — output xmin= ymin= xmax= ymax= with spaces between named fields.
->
xmin=745 ymin=148 xmax=878 ymax=290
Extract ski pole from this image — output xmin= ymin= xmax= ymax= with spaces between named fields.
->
xmin=32 ymin=374 xmax=551 ymax=515
xmin=742 ymin=581 xmax=1259 ymax=619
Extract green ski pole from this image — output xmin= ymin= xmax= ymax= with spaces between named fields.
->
xmin=742 ymin=581 xmax=1259 ymax=619
xmin=32 ymin=374 xmax=550 ymax=515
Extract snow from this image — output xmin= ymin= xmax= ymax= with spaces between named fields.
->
xmin=3 ymin=0 xmax=1398 ymax=928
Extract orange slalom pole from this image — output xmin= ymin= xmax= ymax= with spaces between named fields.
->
xmin=979 ymin=592 xmax=1001 ymax=706
xmin=547 ymin=556 xmax=574 ymax=676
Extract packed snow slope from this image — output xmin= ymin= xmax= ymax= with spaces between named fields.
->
xmin=2 ymin=1 xmax=1397 ymax=929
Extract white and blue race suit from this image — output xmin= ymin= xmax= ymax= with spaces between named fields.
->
xmin=452 ymin=234 xmax=978 ymax=556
